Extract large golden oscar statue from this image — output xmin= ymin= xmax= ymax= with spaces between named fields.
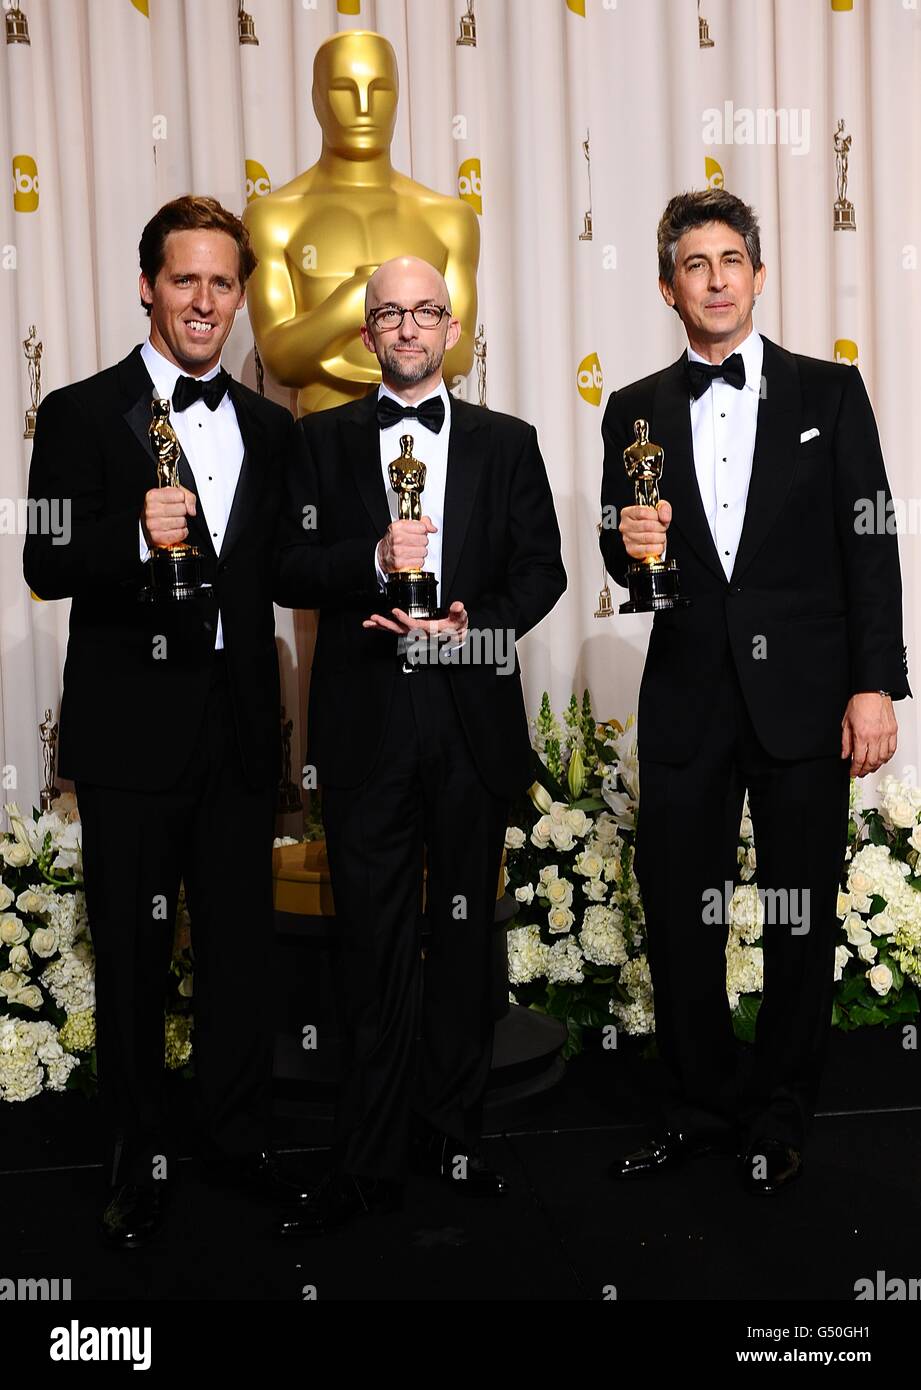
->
xmin=244 ymin=30 xmax=479 ymax=415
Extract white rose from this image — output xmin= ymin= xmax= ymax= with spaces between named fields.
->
xmin=504 ymin=826 xmax=527 ymax=851
xmin=0 ymin=969 xmax=24 ymax=998
xmin=574 ymin=852 xmax=604 ymax=879
xmin=548 ymin=802 xmax=568 ymax=825
xmin=886 ymin=800 xmax=916 ymax=830
xmin=564 ymin=809 xmax=591 ymax=838
xmin=843 ymin=913 xmax=872 ymax=947
xmin=8 ymin=943 xmax=31 ymax=973
xmin=869 ymin=911 xmax=896 ymax=937
xmin=857 ymin=942 xmax=878 ymax=963
xmin=848 ymin=869 xmax=871 ymax=896
xmin=30 ymin=926 xmax=58 ymax=958
xmin=547 ymin=906 xmax=575 ymax=934
xmin=545 ymin=877 xmax=574 ymax=909
xmin=17 ymin=889 xmax=50 ymax=916
xmin=530 ymin=816 xmax=553 ymax=850
xmin=836 ymin=891 xmax=852 ymax=920
xmin=15 ymin=984 xmax=44 ymax=1010
xmin=549 ymin=825 xmax=576 ymax=852
xmin=0 ymin=883 xmax=13 ymax=912
xmin=834 ymin=944 xmax=852 ymax=981
xmin=583 ymin=879 xmax=608 ymax=902
xmin=867 ymin=964 xmax=893 ymax=996
xmin=514 ymin=884 xmax=535 ymax=905
xmin=538 ymin=865 xmax=559 ymax=887
xmin=0 ymin=842 xmax=33 ymax=869
xmin=0 ymin=913 xmax=29 ymax=946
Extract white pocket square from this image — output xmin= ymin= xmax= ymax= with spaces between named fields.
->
xmin=800 ymin=427 xmax=820 ymax=443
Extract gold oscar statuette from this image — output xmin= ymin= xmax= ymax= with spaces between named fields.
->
xmin=39 ymin=708 xmax=60 ymax=813
xmin=144 ymin=398 xmax=203 ymax=602
xmin=385 ymin=435 xmax=438 ymax=619
xmin=620 ymin=419 xmax=690 ymax=613
xmin=5 ymin=3 xmax=30 ymax=44
xmin=579 ymin=131 xmax=593 ymax=242
xmin=22 ymin=324 xmax=41 ymax=438
xmin=237 ymin=0 xmax=258 ymax=45
xmin=457 ymin=1 xmax=477 ymax=46
xmin=243 ymin=30 xmax=479 ymax=416
xmin=474 ymin=322 xmax=487 ymax=408
xmin=594 ymin=522 xmax=614 ymax=619
xmin=833 ymin=118 xmax=856 ymax=231
xmin=698 ymin=0 xmax=715 ymax=47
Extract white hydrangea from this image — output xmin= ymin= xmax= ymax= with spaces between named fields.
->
xmin=546 ymin=936 xmax=585 ymax=985
xmin=0 ymin=1016 xmax=78 ymax=1100
xmin=506 ymin=925 xmax=550 ymax=985
xmin=610 ymin=955 xmax=654 ymax=1035
xmin=726 ymin=942 xmax=764 ymax=1010
xmin=41 ymin=948 xmax=95 ymax=1015
xmin=579 ymin=905 xmax=628 ymax=966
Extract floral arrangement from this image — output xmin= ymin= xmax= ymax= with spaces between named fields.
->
xmin=0 ymin=796 xmax=193 ymax=1102
xmin=504 ymin=693 xmax=920 ymax=1056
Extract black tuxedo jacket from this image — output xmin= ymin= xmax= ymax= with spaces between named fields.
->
xmin=23 ymin=345 xmax=300 ymax=792
xmin=275 ymin=391 xmax=566 ymax=798
xmin=600 ymin=337 xmax=910 ymax=764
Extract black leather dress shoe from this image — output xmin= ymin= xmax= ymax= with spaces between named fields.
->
xmin=100 ymin=1183 xmax=166 ymax=1249
xmin=414 ymin=1133 xmax=509 ymax=1197
xmin=739 ymin=1139 xmax=803 ymax=1195
xmin=607 ymin=1129 xmax=724 ymax=1179
xmin=277 ymin=1172 xmax=404 ymax=1237
xmin=206 ymin=1150 xmax=316 ymax=1204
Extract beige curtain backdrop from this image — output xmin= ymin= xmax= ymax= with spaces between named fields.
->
xmin=1 ymin=0 xmax=919 ymax=812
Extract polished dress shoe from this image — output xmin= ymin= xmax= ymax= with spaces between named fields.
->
xmin=100 ymin=1183 xmax=166 ymax=1249
xmin=205 ymin=1149 xmax=315 ymax=1204
xmin=739 ymin=1139 xmax=803 ymax=1196
xmin=414 ymin=1133 xmax=509 ymax=1197
xmin=277 ymin=1171 xmax=404 ymax=1238
xmin=607 ymin=1129 xmax=727 ymax=1179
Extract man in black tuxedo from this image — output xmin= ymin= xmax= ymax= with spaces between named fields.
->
xmin=274 ymin=255 xmax=566 ymax=1235
xmin=24 ymin=195 xmax=309 ymax=1247
xmin=600 ymin=189 xmax=908 ymax=1194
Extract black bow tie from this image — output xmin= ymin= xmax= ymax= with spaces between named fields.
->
xmin=375 ymin=394 xmax=446 ymax=434
xmin=172 ymin=368 xmax=230 ymax=412
xmin=686 ymin=353 xmax=746 ymax=399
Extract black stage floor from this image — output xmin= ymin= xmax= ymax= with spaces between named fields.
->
xmin=4 ymin=1025 xmax=920 ymax=1303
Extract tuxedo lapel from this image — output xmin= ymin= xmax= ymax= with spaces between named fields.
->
xmin=342 ymin=391 xmax=393 ymax=539
xmin=652 ymin=357 xmax=725 ymax=583
xmin=730 ymin=337 xmax=801 ymax=583
xmin=118 ymin=348 xmax=216 ymax=560
xmin=440 ymin=397 xmax=486 ymax=604
xmin=220 ymin=381 xmax=266 ymax=560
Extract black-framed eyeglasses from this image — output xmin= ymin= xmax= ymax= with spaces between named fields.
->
xmin=367 ymin=304 xmax=449 ymax=331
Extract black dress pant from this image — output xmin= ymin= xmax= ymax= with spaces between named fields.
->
xmin=321 ymin=664 xmax=509 ymax=1179
xmin=76 ymin=656 xmax=276 ymax=1185
xmin=634 ymin=658 xmax=851 ymax=1149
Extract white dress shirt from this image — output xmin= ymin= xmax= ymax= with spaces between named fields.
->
xmin=374 ymin=379 xmax=451 ymax=608
xmin=139 ymin=339 xmax=245 ymax=649
xmin=687 ymin=328 xmax=763 ymax=579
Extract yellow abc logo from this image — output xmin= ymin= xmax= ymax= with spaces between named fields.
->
xmin=577 ymin=352 xmax=603 ymax=406
xmin=130 ymin=0 xmax=150 ymax=14
xmin=566 ymin=0 xmax=586 ymax=13
xmin=834 ymin=338 xmax=859 ymax=366
xmin=337 ymin=0 xmax=361 ymax=12
xmin=12 ymin=155 xmax=39 ymax=212
xmin=830 ymin=0 xmax=853 ymax=10
xmin=245 ymin=159 xmax=272 ymax=204
xmin=457 ymin=159 xmax=483 ymax=215
xmin=704 ymin=157 xmax=724 ymax=190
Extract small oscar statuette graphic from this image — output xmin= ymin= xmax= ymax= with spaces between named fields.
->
xmin=144 ymin=398 xmax=203 ymax=602
xmin=238 ymin=0 xmax=259 ymax=44
xmin=5 ymin=3 xmax=31 ymax=44
xmin=474 ymin=323 xmax=488 ymax=407
xmin=386 ymin=435 xmax=438 ymax=619
xmin=697 ymin=0 xmax=715 ymax=47
xmin=39 ymin=708 xmax=60 ymax=813
xmin=833 ymin=118 xmax=856 ymax=231
xmin=22 ymin=324 xmax=42 ymax=438
xmin=579 ymin=131 xmax=593 ymax=241
xmin=277 ymin=706 xmax=303 ymax=814
xmin=456 ymin=0 xmax=476 ymax=46
xmin=594 ymin=522 xmax=614 ymax=619
xmin=620 ymin=419 xmax=690 ymax=613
